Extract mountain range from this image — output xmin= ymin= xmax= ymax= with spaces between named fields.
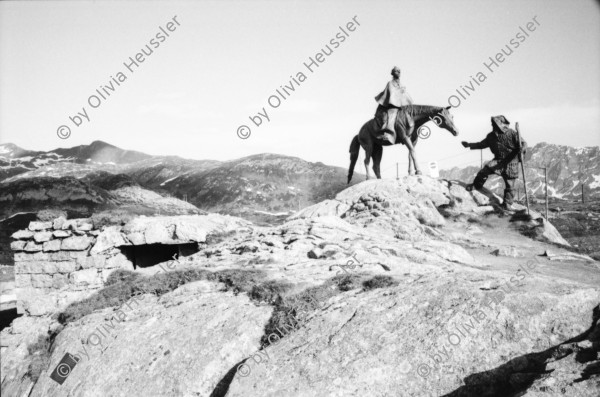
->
xmin=2 ymin=140 xmax=598 ymax=228
xmin=0 ymin=140 xmax=358 ymax=224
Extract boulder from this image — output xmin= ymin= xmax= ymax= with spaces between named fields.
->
xmin=52 ymin=217 xmax=66 ymax=230
xmin=69 ymin=269 xmax=101 ymax=286
xmin=61 ymin=219 xmax=78 ymax=230
xmin=90 ymin=226 xmax=130 ymax=254
xmin=75 ymin=219 xmax=94 ymax=231
xmin=10 ymin=241 xmax=27 ymax=251
xmin=42 ymin=240 xmax=61 ymax=252
xmin=288 ymin=200 xmax=350 ymax=220
xmin=23 ymin=285 xmax=271 ymax=397
xmin=56 ymin=262 xmax=78 ymax=273
xmin=33 ymin=232 xmax=53 ymax=243
xmin=121 ymin=214 xmax=248 ymax=246
xmin=23 ymin=242 xmax=43 ymax=252
xmin=52 ymin=230 xmax=71 ymax=238
xmin=491 ymin=247 xmax=522 ymax=258
xmin=11 ymin=230 xmax=34 ymax=240
xmin=543 ymin=250 xmax=595 ymax=262
xmin=61 ymin=236 xmax=93 ymax=251
xmin=307 ymin=248 xmax=324 ymax=259
xmin=28 ymin=221 xmax=52 ymax=231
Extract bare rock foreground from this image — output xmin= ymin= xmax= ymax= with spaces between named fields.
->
xmin=1 ymin=177 xmax=598 ymax=397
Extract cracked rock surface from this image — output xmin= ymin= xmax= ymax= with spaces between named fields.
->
xmin=1 ymin=177 xmax=598 ymax=397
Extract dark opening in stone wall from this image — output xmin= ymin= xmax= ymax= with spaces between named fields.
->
xmin=0 ymin=309 xmax=20 ymax=332
xmin=1 ymin=213 xmax=38 ymax=267
xmin=119 ymin=243 xmax=199 ymax=269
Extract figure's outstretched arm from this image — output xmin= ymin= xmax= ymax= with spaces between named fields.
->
xmin=467 ymin=135 xmax=490 ymax=150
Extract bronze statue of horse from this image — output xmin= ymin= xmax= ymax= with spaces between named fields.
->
xmin=347 ymin=105 xmax=459 ymax=183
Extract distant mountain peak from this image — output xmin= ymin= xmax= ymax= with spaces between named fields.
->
xmin=89 ymin=140 xmax=117 ymax=148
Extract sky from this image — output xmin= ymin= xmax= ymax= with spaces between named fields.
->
xmin=0 ymin=0 xmax=599 ymax=177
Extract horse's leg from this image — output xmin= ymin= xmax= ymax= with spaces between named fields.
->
xmin=403 ymin=135 xmax=421 ymax=175
xmin=372 ymin=144 xmax=382 ymax=179
xmin=364 ymin=143 xmax=373 ymax=180
xmin=408 ymin=151 xmax=413 ymax=175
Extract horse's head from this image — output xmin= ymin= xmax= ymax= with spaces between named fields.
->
xmin=431 ymin=106 xmax=459 ymax=136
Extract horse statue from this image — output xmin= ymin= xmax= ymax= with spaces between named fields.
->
xmin=347 ymin=105 xmax=459 ymax=183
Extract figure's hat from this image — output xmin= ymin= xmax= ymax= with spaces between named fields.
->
xmin=491 ymin=115 xmax=510 ymax=133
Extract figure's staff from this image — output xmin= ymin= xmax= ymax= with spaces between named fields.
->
xmin=515 ymin=122 xmax=529 ymax=215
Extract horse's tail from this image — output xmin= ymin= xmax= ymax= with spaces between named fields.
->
xmin=347 ymin=135 xmax=360 ymax=184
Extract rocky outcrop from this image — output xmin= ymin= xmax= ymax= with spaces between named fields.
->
xmin=1 ymin=177 xmax=598 ymax=397
xmin=120 ymin=214 xmax=251 ymax=247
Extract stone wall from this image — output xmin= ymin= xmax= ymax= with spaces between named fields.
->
xmin=10 ymin=217 xmax=133 ymax=316
xmin=10 ymin=214 xmax=251 ymax=316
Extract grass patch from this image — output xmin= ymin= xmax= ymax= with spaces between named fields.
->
xmin=91 ymin=209 xmax=135 ymax=228
xmin=105 ymin=269 xmax=143 ymax=286
xmin=25 ymin=329 xmax=63 ymax=382
xmin=510 ymin=211 xmax=535 ymax=223
xmin=362 ymin=275 xmax=399 ymax=290
xmin=37 ymin=209 xmax=67 ymax=222
xmin=56 ymin=268 xmax=267 ymax=326
xmin=259 ymin=272 xmax=398 ymax=348
xmin=260 ymin=284 xmax=336 ymax=348
xmin=249 ymin=280 xmax=294 ymax=304
xmin=329 ymin=273 xmax=364 ymax=291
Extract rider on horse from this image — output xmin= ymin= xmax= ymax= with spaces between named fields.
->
xmin=374 ymin=66 xmax=415 ymax=145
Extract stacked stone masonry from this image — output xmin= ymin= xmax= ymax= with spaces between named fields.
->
xmin=10 ymin=214 xmax=248 ymax=316
xmin=11 ymin=217 xmax=134 ymax=316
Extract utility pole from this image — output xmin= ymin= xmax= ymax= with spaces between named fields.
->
xmin=396 ymin=163 xmax=399 ymax=180
xmin=543 ymin=167 xmax=548 ymax=220
xmin=579 ymin=165 xmax=584 ymax=204
xmin=515 ymin=123 xmax=529 ymax=215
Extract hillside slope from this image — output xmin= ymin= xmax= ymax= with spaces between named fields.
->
xmin=0 ymin=141 xmax=360 ymax=224
xmin=157 ymin=153 xmax=355 ymax=223
xmin=1 ymin=177 xmax=598 ymax=397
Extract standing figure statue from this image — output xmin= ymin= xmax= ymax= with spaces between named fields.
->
xmin=461 ymin=115 xmax=527 ymax=211
xmin=374 ymin=66 xmax=414 ymax=145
